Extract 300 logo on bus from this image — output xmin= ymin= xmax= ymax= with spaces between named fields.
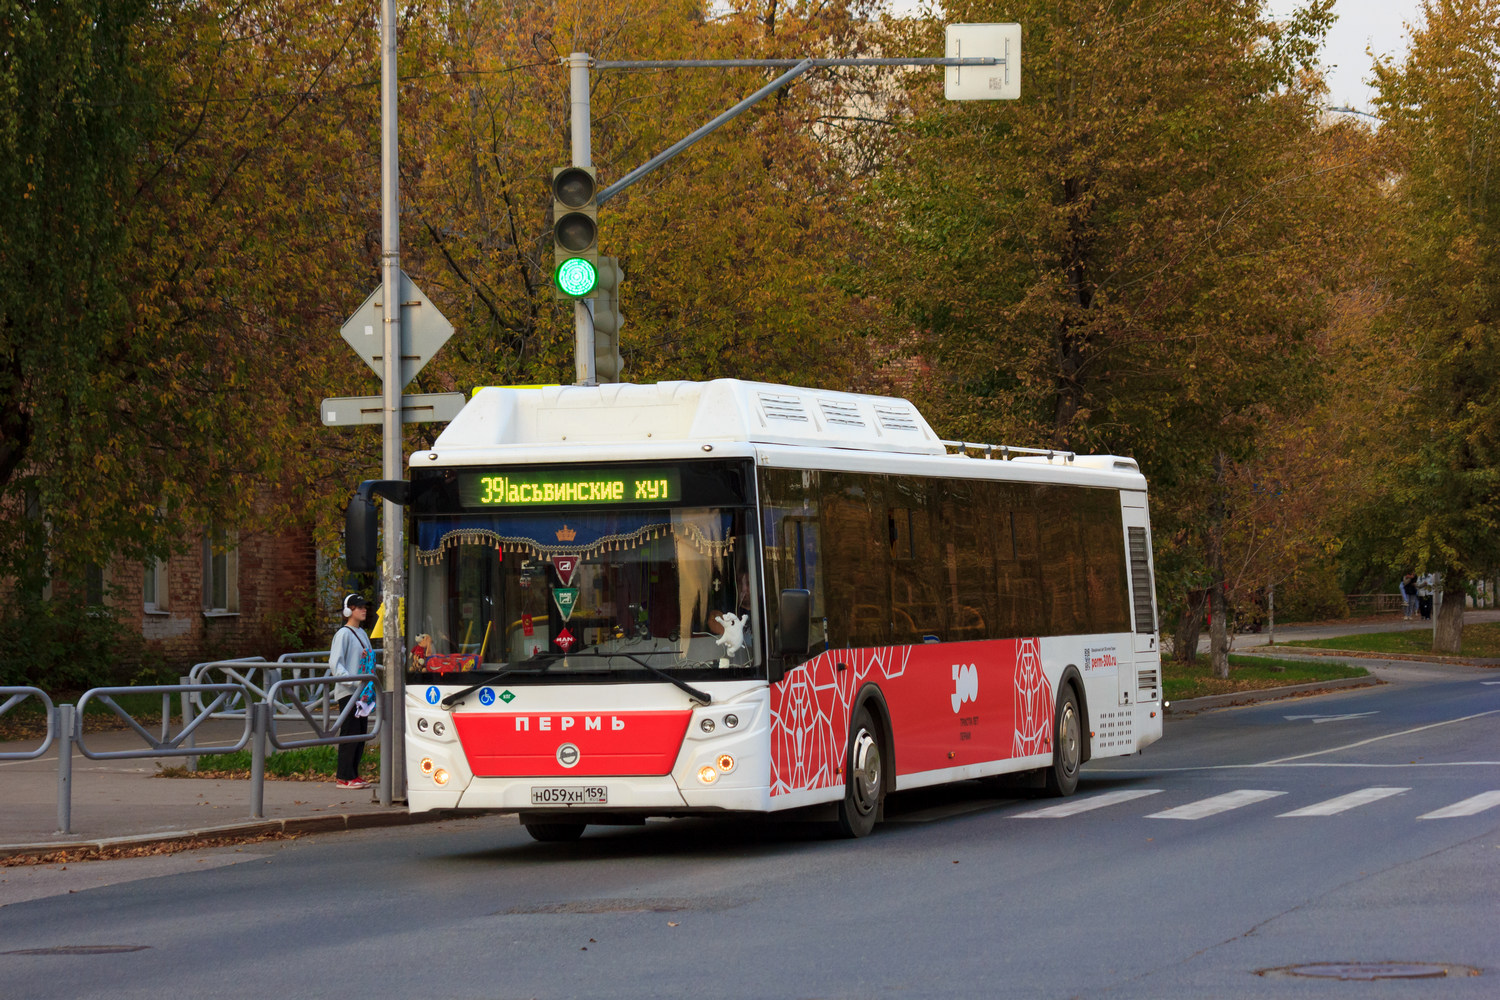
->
xmin=951 ymin=663 xmax=978 ymax=713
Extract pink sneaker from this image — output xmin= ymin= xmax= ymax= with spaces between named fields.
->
xmin=336 ymin=778 xmax=371 ymax=789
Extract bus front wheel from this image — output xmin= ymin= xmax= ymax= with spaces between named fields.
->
xmin=1045 ymin=688 xmax=1082 ymax=797
xmin=525 ymin=821 xmax=586 ymax=842
xmin=836 ymin=706 xmax=884 ymax=838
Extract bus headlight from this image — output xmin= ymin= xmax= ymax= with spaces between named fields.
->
xmin=700 ymin=718 xmax=715 ymax=734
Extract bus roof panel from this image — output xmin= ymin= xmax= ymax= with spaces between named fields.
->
xmin=423 ymin=379 xmax=946 ymax=460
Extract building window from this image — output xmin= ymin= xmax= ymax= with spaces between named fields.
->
xmin=84 ymin=563 xmax=106 ymax=606
xmin=144 ymin=558 xmax=168 ymax=613
xmin=203 ymin=526 xmax=239 ymax=615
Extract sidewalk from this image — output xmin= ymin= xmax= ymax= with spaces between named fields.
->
xmin=0 ymin=720 xmax=470 ymax=862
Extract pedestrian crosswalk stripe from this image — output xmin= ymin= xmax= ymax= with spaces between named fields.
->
xmin=1146 ymin=789 xmax=1286 ymax=820
xmin=1013 ymin=789 xmax=1163 ymax=818
xmin=1418 ymin=790 xmax=1500 ymax=819
xmin=1277 ymin=786 xmax=1410 ymax=817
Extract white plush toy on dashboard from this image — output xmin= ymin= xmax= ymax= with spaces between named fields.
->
xmin=713 ymin=612 xmax=748 ymax=659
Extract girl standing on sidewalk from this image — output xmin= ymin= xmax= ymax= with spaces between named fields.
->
xmin=330 ymin=594 xmax=375 ymax=789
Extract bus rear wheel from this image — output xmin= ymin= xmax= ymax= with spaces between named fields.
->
xmin=1045 ymin=688 xmax=1082 ymax=797
xmin=836 ymin=706 xmax=884 ymax=838
xmin=525 ymin=821 xmax=586 ymax=842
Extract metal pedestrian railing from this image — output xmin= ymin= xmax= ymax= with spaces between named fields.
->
xmin=0 ymin=686 xmax=55 ymax=761
xmin=25 ymin=675 xmax=385 ymax=836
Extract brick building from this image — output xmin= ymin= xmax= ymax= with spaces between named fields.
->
xmin=105 ymin=526 xmax=324 ymax=668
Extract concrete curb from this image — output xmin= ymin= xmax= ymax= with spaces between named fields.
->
xmin=0 ymin=807 xmax=502 ymax=863
xmin=1258 ymin=646 xmax=1500 ymax=668
xmin=1166 ymin=675 xmax=1382 ymax=715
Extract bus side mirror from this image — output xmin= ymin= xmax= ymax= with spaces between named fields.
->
xmin=345 ymin=493 xmax=379 ymax=574
xmin=346 ymin=479 xmax=414 ymax=574
xmin=778 ymin=588 xmax=812 ymax=658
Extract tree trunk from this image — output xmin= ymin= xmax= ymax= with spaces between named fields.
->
xmin=1209 ymin=451 xmax=1230 ymax=679
xmin=1174 ymin=589 xmax=1207 ymax=663
xmin=1433 ymin=573 xmax=1465 ymax=654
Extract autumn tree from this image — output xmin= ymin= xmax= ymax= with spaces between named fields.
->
xmin=1366 ymin=0 xmax=1500 ymax=653
xmin=865 ymin=0 xmax=1379 ymax=675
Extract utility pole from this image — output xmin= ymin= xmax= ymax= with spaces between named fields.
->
xmin=378 ymin=0 xmax=406 ymax=803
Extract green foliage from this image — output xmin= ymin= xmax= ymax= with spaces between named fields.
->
xmin=0 ymin=597 xmax=143 ymax=691
xmin=261 ymin=592 xmax=329 ymax=653
xmin=1364 ymin=0 xmax=1500 ymax=585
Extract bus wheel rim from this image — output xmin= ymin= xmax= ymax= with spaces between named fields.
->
xmin=1059 ymin=703 xmax=1080 ymax=776
xmin=851 ymin=727 xmax=881 ymax=815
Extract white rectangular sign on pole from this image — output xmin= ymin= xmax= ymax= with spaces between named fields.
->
xmin=320 ymin=392 xmax=466 ymax=427
xmin=945 ymin=24 xmax=1021 ymax=101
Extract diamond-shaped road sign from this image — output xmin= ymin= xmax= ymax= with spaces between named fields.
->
xmin=340 ymin=271 xmax=454 ymax=388
xmin=320 ymin=392 xmax=467 ymax=427
xmin=945 ymin=23 xmax=1021 ymax=101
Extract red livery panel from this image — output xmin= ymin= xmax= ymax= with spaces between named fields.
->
xmin=453 ymin=710 xmax=692 ymax=777
xmin=768 ymin=638 xmax=1052 ymax=797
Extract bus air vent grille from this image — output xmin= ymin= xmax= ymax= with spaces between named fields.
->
xmin=874 ymin=405 xmax=919 ymax=432
xmin=1137 ymin=667 xmax=1159 ymax=700
xmin=759 ymin=393 xmax=809 ymax=423
xmin=818 ymin=400 xmax=866 ymax=428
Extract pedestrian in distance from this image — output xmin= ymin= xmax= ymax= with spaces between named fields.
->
xmin=330 ymin=594 xmax=376 ymax=789
xmin=1400 ymin=573 xmax=1419 ymax=620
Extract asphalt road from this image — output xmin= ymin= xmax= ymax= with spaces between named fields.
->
xmin=2 ymin=664 xmax=1497 ymax=1000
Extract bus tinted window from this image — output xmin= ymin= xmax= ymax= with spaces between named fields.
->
xmin=758 ymin=468 xmax=1131 ymax=645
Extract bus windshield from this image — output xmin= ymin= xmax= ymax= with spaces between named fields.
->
xmin=407 ymin=465 xmax=759 ymax=684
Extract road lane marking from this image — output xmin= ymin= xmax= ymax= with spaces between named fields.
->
xmin=1259 ymin=709 xmax=1500 ymax=765
xmin=1012 ymin=789 xmax=1162 ymax=818
xmin=1418 ymin=791 xmax=1500 ymax=819
xmin=1146 ymin=789 xmax=1285 ymax=820
xmin=1277 ymin=786 xmax=1410 ymax=817
xmin=1282 ymin=712 xmax=1379 ymax=723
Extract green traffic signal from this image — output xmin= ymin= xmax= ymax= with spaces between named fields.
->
xmin=554 ymin=256 xmax=598 ymax=298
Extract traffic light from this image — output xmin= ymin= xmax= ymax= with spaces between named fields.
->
xmin=551 ymin=166 xmax=598 ymax=299
xmin=593 ymin=256 xmax=624 ymax=382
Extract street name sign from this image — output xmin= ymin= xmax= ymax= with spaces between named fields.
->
xmin=321 ymin=392 xmax=467 ymax=427
xmin=340 ymin=271 xmax=454 ymax=387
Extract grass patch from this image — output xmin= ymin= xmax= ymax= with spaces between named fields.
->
xmin=1278 ymin=622 xmax=1500 ymax=658
xmin=157 ymin=744 xmax=378 ymax=781
xmin=1162 ymin=654 xmax=1367 ymax=702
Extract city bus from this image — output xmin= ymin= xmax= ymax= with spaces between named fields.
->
xmin=347 ymin=379 xmax=1162 ymax=841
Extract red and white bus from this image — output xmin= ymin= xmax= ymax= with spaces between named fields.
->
xmin=358 ymin=380 xmax=1162 ymax=841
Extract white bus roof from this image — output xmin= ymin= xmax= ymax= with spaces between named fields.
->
xmin=416 ymin=379 xmax=1144 ymax=487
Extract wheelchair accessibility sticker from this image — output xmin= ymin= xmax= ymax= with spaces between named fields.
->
xmin=425 ymin=686 xmax=440 ymax=705
xmin=479 ymin=688 xmax=496 ymax=706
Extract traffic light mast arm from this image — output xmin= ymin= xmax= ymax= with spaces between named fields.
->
xmin=591 ymin=55 xmax=998 ymax=206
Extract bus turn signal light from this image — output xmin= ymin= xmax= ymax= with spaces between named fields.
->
xmin=698 ymin=766 xmax=718 ymax=784
xmin=433 ymin=769 xmax=450 ymax=786
xmin=420 ymin=757 xmax=435 ymax=775
xmin=716 ymin=754 xmax=735 ymax=773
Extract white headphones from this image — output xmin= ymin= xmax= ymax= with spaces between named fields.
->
xmin=342 ymin=594 xmax=362 ymax=618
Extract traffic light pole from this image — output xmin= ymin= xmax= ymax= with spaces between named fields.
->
xmin=563 ymin=50 xmax=1001 ymax=383
xmin=568 ymin=53 xmax=597 ymax=386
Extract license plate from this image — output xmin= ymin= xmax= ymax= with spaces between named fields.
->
xmin=530 ymin=785 xmax=607 ymax=805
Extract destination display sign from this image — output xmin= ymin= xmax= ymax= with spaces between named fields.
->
xmin=459 ymin=467 xmax=681 ymax=508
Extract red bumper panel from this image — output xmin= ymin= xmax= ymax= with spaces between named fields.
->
xmin=453 ymin=711 xmax=693 ymax=777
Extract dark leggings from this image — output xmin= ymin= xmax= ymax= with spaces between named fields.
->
xmin=336 ymin=696 xmax=369 ymax=781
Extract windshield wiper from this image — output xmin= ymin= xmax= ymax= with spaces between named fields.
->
xmin=607 ymin=652 xmax=713 ymax=706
